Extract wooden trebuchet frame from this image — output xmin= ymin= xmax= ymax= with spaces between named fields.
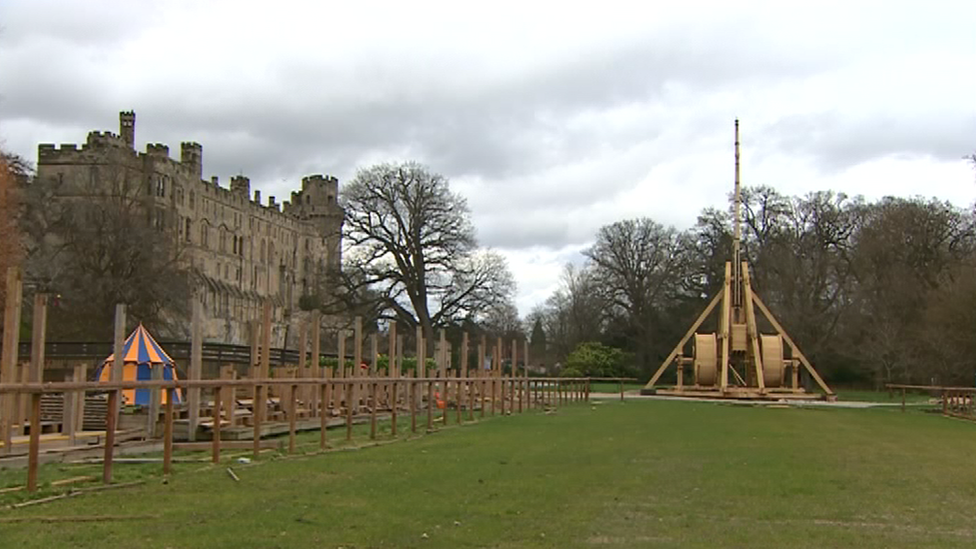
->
xmin=642 ymin=120 xmax=834 ymax=401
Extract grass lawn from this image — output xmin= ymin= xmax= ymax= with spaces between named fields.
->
xmin=1 ymin=399 xmax=974 ymax=548
xmin=588 ymin=381 xmax=645 ymax=393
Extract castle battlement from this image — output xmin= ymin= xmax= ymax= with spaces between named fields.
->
xmin=32 ymin=109 xmax=345 ymax=346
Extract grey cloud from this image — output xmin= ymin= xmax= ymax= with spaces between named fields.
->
xmin=766 ymin=113 xmax=976 ymax=172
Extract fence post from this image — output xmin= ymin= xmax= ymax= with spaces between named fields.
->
xmin=163 ymin=389 xmax=173 ymax=475
xmin=212 ymin=386 xmax=222 ymax=463
xmin=26 ymin=393 xmax=41 ymax=492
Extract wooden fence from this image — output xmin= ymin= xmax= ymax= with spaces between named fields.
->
xmin=885 ymin=383 xmax=976 ymax=419
xmin=0 ymin=374 xmax=596 ymax=493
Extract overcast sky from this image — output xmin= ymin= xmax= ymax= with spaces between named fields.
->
xmin=1 ymin=1 xmax=974 ymax=315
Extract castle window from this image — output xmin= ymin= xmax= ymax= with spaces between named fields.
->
xmin=306 ymin=195 xmax=310 ymax=204
xmin=232 ymin=235 xmax=237 ymax=255
xmin=201 ymin=224 xmax=209 ymax=249
xmin=156 ymin=176 xmax=165 ymax=198
xmin=189 ymin=191 xmax=195 ymax=209
xmin=185 ymin=218 xmax=192 ymax=242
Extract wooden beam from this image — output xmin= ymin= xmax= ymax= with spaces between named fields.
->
xmin=1 ymin=267 xmax=23 ymax=455
xmin=388 ymin=321 xmax=397 ymax=378
xmin=26 ymin=393 xmax=41 ymax=492
xmin=188 ymin=298 xmax=203 ymax=441
xmin=103 ymin=390 xmax=118 ymax=484
xmin=646 ymin=291 xmax=722 ymax=388
xmin=148 ymin=359 xmax=163 ymax=438
xmin=163 ymin=389 xmax=173 ymax=475
xmin=751 ymin=293 xmax=834 ymax=396
xmin=111 ymin=304 xmax=125 ymax=424
xmin=29 ymin=293 xmax=47 ymax=383
xmin=212 ymin=386 xmax=222 ymax=463
xmin=741 ymin=262 xmax=765 ymax=392
xmin=719 ymin=262 xmax=732 ymax=392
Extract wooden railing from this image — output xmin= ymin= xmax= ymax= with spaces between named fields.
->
xmin=885 ymin=384 xmax=976 ymax=417
xmin=0 ymin=375 xmax=593 ymax=494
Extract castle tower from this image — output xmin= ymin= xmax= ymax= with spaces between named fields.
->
xmin=181 ymin=142 xmax=203 ymax=180
xmin=120 ymin=111 xmax=135 ymax=149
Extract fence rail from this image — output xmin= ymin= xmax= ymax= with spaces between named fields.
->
xmin=885 ymin=383 xmax=976 ymax=418
xmin=0 ymin=341 xmax=335 ymax=365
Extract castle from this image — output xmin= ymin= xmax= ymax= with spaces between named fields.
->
xmin=35 ymin=111 xmax=344 ymax=345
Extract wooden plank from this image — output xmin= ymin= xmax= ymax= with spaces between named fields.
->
xmin=312 ymin=312 xmax=322 ymax=416
xmin=390 ymin=380 xmax=398 ymax=436
xmin=319 ymin=381 xmax=328 ymax=449
xmin=261 ymin=300 xmax=272 ymax=379
xmin=426 ymin=377 xmax=434 ymax=430
xmin=410 ymin=375 xmax=417 ymax=433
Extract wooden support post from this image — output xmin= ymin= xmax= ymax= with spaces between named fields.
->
xmin=212 ymin=386 xmax=222 ymax=463
xmin=252 ymin=384 xmax=263 ymax=459
xmin=163 ymin=389 xmax=173 ymax=475
xmin=312 ymin=311 xmax=322 ymax=415
xmin=111 ymin=304 xmax=126 ymax=426
xmin=354 ymin=317 xmax=362 ymax=414
xmin=456 ymin=371 xmax=463 ymax=424
xmin=63 ymin=371 xmax=77 ymax=444
xmin=585 ymin=379 xmax=590 ymax=402
xmin=320 ymin=381 xmax=329 ymax=449
xmin=468 ymin=377 xmax=475 ymax=420
xmin=346 ymin=382 xmax=353 ymax=441
xmin=288 ymin=384 xmax=297 ymax=453
xmin=27 ymin=393 xmax=41 ymax=492
xmin=481 ymin=373 xmax=486 ymax=418
xmin=370 ymin=382 xmax=377 ymax=439
xmin=410 ymin=375 xmax=417 ymax=433
xmin=388 ymin=321 xmax=398 ymax=378
xmin=29 ymin=293 xmax=48 ymax=384
xmin=514 ymin=340 xmax=522 ymax=413
xmin=719 ymin=262 xmax=732 ymax=393
xmin=491 ymin=374 xmax=497 ymax=416
xmin=299 ymin=320 xmax=310 ymax=415
xmin=396 ymin=335 xmax=404 ymax=380
xmin=148 ymin=361 xmax=163 ymax=438
xmin=391 ymin=380 xmax=398 ymax=436
xmin=427 ymin=377 xmax=434 ymax=430
xmin=188 ymin=299 xmax=203 ymax=441
xmin=0 ymin=267 xmax=23 ymax=455
xmin=103 ymin=390 xmax=119 ymax=484
xmin=370 ymin=333 xmax=378 ymax=375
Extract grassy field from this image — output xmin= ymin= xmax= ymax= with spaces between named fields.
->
xmin=1 ymin=399 xmax=974 ymax=548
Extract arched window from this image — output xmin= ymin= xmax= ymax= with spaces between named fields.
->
xmin=260 ymin=240 xmax=266 ymax=263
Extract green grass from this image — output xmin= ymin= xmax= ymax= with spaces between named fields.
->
xmin=588 ymin=381 xmax=644 ymax=393
xmin=1 ymin=400 xmax=974 ymax=548
xmin=836 ymin=389 xmax=935 ymax=403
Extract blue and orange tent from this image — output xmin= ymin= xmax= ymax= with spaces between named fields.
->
xmin=94 ymin=324 xmax=183 ymax=406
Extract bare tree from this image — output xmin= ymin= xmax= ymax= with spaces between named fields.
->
xmin=0 ymin=152 xmax=28 ymax=310
xmin=584 ymin=218 xmax=690 ymax=374
xmin=340 ymin=161 xmax=515 ymax=342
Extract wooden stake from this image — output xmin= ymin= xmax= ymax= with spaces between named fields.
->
xmin=391 ymin=380 xmax=398 ymax=436
xmin=29 ymin=293 xmax=48 ymax=383
xmin=370 ymin=382 xmax=377 ymax=439
xmin=426 ymin=377 xmax=434 ymax=430
xmin=320 ymin=380 xmax=329 ymax=449
xmin=410 ymin=375 xmax=417 ymax=434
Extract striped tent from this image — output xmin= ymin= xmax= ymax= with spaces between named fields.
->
xmin=94 ymin=324 xmax=183 ymax=406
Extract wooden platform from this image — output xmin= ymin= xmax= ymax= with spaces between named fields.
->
xmin=642 ymin=387 xmax=833 ymax=401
